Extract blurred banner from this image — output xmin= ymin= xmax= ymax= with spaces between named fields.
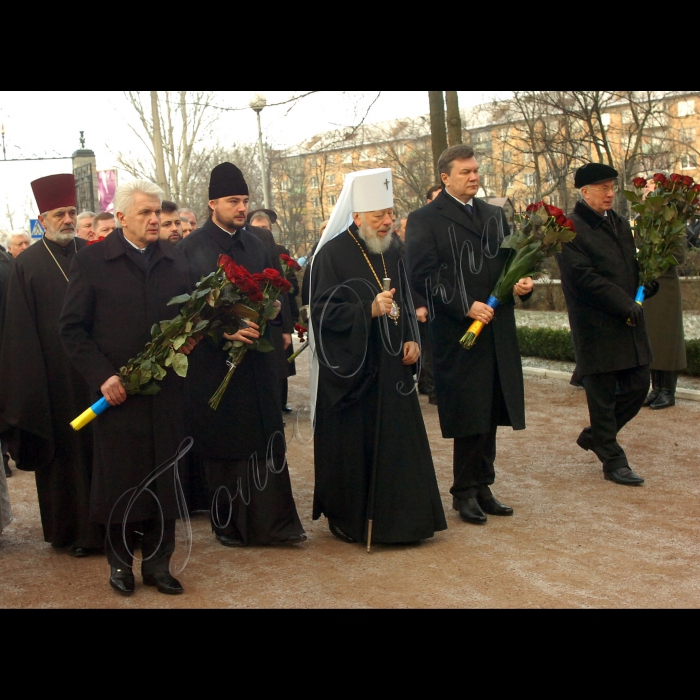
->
xmin=98 ymin=170 xmax=117 ymax=212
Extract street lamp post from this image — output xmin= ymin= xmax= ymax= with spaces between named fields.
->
xmin=250 ymin=93 xmax=271 ymax=209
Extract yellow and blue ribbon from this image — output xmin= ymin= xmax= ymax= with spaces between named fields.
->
xmin=634 ymin=285 xmax=645 ymax=305
xmin=70 ymin=396 xmax=110 ymax=431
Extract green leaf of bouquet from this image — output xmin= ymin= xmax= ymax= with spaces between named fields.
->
xmin=255 ymin=338 xmax=274 ymax=353
xmin=167 ymin=293 xmax=191 ymax=306
xmin=193 ymin=319 xmax=208 ymax=332
xmin=623 ymin=190 xmax=640 ymax=203
xmin=171 ymin=352 xmax=189 ymax=377
xmin=136 ymin=380 xmax=161 ymax=396
xmin=172 ymin=334 xmax=188 ymax=350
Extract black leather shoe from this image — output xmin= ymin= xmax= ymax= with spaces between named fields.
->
xmin=3 ymin=456 xmax=11 ymax=477
xmin=477 ymin=488 xmax=513 ymax=516
xmin=271 ymin=533 xmax=307 ymax=545
xmin=452 ymin=496 xmax=487 ymax=524
xmin=604 ymin=466 xmax=644 ymax=485
xmin=328 ymin=520 xmax=357 ymax=543
xmin=650 ymin=390 xmax=675 ymax=410
xmin=216 ymin=533 xmax=246 ymax=547
xmin=281 ymin=405 xmax=293 ymax=413
xmin=68 ymin=545 xmax=90 ymax=558
xmin=143 ymin=571 xmax=184 ymax=595
xmin=428 ymin=395 xmax=438 ymax=405
xmin=110 ymin=566 xmax=135 ymax=595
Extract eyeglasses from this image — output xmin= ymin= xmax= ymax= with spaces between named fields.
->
xmin=586 ymin=185 xmax=618 ymax=194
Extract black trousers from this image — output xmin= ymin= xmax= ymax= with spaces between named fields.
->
xmin=106 ymin=519 xmax=175 ymax=574
xmin=417 ymin=322 xmax=435 ymax=396
xmin=451 ymin=371 xmax=506 ymax=499
xmin=581 ymin=365 xmax=650 ymax=471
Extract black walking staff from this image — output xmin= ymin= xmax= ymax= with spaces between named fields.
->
xmin=366 ymin=277 xmax=392 ymax=553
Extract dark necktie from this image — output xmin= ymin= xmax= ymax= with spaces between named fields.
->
xmin=464 ymin=202 xmax=474 ymax=217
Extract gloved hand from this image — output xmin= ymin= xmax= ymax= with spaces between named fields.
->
xmin=627 ymin=303 xmax=644 ymax=326
xmin=643 ymin=280 xmax=660 ymax=299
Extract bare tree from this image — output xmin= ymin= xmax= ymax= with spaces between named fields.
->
xmin=117 ymin=91 xmax=219 ymax=207
xmin=429 ymin=91 xmax=448 ymax=179
xmin=445 ymin=91 xmax=463 ymax=147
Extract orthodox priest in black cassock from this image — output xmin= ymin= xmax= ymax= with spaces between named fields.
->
xmin=310 ymin=168 xmax=446 ymax=544
xmin=178 ymin=163 xmax=305 ymax=547
xmin=0 ymin=174 xmax=103 ymax=554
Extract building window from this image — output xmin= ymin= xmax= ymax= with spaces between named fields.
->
xmin=504 ymin=176 xmax=514 ymax=190
xmin=328 ymin=194 xmax=337 ymax=206
xmin=279 ymin=179 xmax=290 ymax=191
xmin=523 ymin=172 xmax=535 ymax=187
xmin=311 ymin=197 xmax=319 ymax=208
xmin=601 ymin=113 xmax=611 ymax=126
xmin=342 ymin=152 xmax=352 ymax=164
xmin=359 ymin=149 xmax=370 ymax=162
xmin=681 ymin=127 xmax=696 ymax=144
xmin=678 ymin=99 xmax=695 ymax=117
xmin=309 ymin=176 xmax=318 ymax=189
xmin=680 ymin=154 xmax=697 ymax=170
xmin=395 ymin=142 xmax=406 ymax=156
xmin=326 ymin=174 xmax=335 ymax=186
xmin=475 ymin=130 xmax=491 ymax=144
xmin=621 ymin=109 xmax=634 ymax=125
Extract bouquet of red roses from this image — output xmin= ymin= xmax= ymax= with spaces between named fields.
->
xmin=459 ymin=201 xmax=576 ymax=349
xmin=625 ymin=173 xmax=700 ymax=310
xmin=209 ymin=256 xmax=291 ymax=409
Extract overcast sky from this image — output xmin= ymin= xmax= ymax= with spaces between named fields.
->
xmin=0 ymin=90 xmax=507 ymax=231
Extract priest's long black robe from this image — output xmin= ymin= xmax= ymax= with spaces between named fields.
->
xmin=0 ymin=236 xmax=102 ymax=548
xmin=59 ymin=232 xmax=190 ymax=525
xmin=311 ymin=226 xmax=447 ymax=544
xmin=177 ymin=220 xmax=304 ymax=544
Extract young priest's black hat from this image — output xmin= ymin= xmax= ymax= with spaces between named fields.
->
xmin=209 ymin=162 xmax=249 ymax=199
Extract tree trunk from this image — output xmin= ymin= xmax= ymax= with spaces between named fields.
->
xmin=429 ymin=91 xmax=448 ymax=181
xmin=150 ymin=91 xmax=170 ymax=198
xmin=445 ymin=91 xmax=462 ymax=147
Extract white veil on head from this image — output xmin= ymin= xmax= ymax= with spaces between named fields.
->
xmin=308 ymin=168 xmax=394 ymax=424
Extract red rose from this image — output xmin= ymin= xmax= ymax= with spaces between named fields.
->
xmin=562 ymin=218 xmax=575 ymax=232
xmin=653 ymin=173 xmax=668 ymax=186
xmin=632 ymin=177 xmax=647 ymax=188
xmin=280 ymin=253 xmax=302 ymax=271
xmin=87 ymin=236 xmax=105 ymax=245
xmin=544 ymin=204 xmax=564 ymax=219
xmin=681 ymin=175 xmax=694 ymax=187
xmin=555 ymin=213 xmax=568 ymax=227
xmin=295 ymin=323 xmax=307 ymax=333
xmin=670 ymin=173 xmax=682 ymax=183
xmin=526 ymin=201 xmax=544 ymax=213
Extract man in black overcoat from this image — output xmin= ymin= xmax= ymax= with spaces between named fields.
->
xmin=178 ymin=163 xmax=305 ymax=547
xmin=558 ymin=163 xmax=654 ymax=486
xmin=0 ymin=174 xmax=103 ymax=555
xmin=406 ymin=145 xmax=533 ymax=525
xmin=60 ymin=179 xmax=193 ymax=596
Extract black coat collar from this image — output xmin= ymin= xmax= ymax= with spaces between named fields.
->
xmin=433 ymin=189 xmax=482 ymax=236
xmin=105 ymin=229 xmax=175 ymax=262
xmin=573 ymin=200 xmax=618 ymax=231
xmin=203 ymin=217 xmax=247 ymax=254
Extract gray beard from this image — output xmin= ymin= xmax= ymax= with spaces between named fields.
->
xmin=49 ymin=229 xmax=76 ymax=245
xmin=357 ymin=224 xmax=392 ymax=255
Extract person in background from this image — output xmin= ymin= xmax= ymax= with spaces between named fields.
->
xmin=301 ymin=219 xmax=328 ymax=307
xmin=92 ymin=212 xmax=116 ymax=239
xmin=159 ymin=201 xmax=183 ymax=245
xmin=7 ymin=231 xmax=31 ymax=258
xmin=76 ymin=211 xmax=96 ymax=241
xmin=641 ymin=177 xmax=686 ymax=409
xmin=180 ymin=216 xmax=193 ymax=238
xmin=0 ymin=243 xmax=12 ymax=477
xmin=426 ymin=185 xmax=442 ymax=203
xmin=179 ymin=208 xmax=198 ymax=232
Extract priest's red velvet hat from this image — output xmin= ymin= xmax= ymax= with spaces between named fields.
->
xmin=30 ymin=174 xmax=77 ymax=213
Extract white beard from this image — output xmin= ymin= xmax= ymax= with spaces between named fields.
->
xmin=357 ymin=223 xmax=392 ymax=255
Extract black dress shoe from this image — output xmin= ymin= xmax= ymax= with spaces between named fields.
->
xmin=604 ymin=466 xmax=644 ymax=485
xmin=281 ymin=405 xmax=293 ymax=413
xmin=650 ymin=390 xmax=675 ymax=410
xmin=216 ymin=533 xmax=246 ymax=547
xmin=68 ymin=545 xmax=91 ymax=558
xmin=271 ymin=533 xmax=308 ymax=545
xmin=328 ymin=520 xmax=357 ymax=543
xmin=428 ymin=395 xmax=438 ymax=405
xmin=477 ymin=488 xmax=513 ymax=516
xmin=143 ymin=571 xmax=184 ymax=595
xmin=3 ymin=456 xmax=11 ymax=477
xmin=452 ymin=497 xmax=487 ymax=524
xmin=110 ymin=566 xmax=135 ymax=595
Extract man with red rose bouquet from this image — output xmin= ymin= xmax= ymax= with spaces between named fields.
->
xmin=558 ymin=163 xmax=655 ymax=487
xmin=178 ymin=163 xmax=305 ymax=547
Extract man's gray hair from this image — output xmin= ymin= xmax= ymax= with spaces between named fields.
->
xmin=114 ymin=180 xmax=164 ymax=223
xmin=77 ymin=210 xmax=96 ymax=224
xmin=250 ymin=212 xmax=272 ymax=227
xmin=11 ymin=229 xmax=30 ymax=242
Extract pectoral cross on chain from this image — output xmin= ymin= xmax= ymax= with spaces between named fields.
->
xmin=383 ymin=178 xmax=389 ymax=189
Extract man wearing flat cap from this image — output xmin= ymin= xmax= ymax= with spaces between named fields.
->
xmin=0 ymin=174 xmax=103 ymax=555
xmin=558 ymin=163 xmax=656 ymax=486
xmin=178 ymin=163 xmax=305 ymax=547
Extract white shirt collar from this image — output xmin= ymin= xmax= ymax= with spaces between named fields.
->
xmin=444 ymin=188 xmax=474 ymax=208
xmin=122 ymin=231 xmax=148 ymax=252
xmin=214 ymin=220 xmax=238 ymax=237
